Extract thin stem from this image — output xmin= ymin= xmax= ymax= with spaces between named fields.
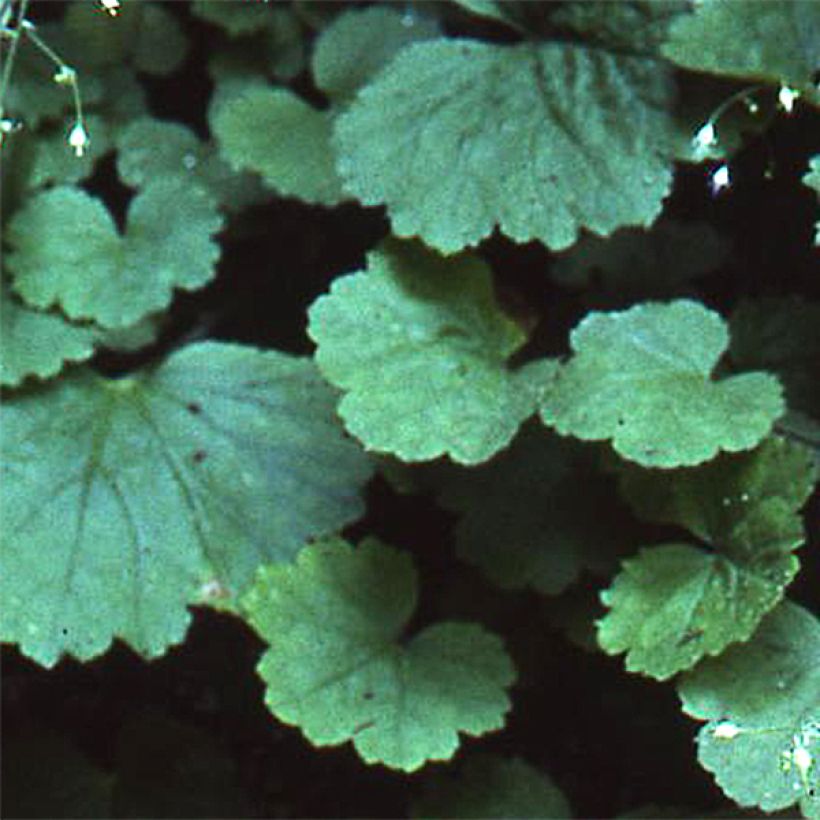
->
xmin=0 ymin=0 xmax=29 ymax=122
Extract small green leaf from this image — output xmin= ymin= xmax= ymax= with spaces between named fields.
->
xmin=308 ymin=240 xmax=541 ymax=465
xmin=450 ymin=0 xmax=513 ymax=26
xmin=6 ymin=179 xmax=223 ymax=329
xmin=210 ymin=84 xmax=346 ymax=206
xmin=662 ymin=0 xmax=820 ymax=104
xmin=312 ymin=6 xmax=440 ymax=104
xmin=0 ymin=342 xmax=372 ymax=667
xmin=678 ymin=601 xmax=820 ymax=817
xmin=599 ymin=438 xmax=815 ymax=680
xmin=435 ymin=424 xmax=632 ymax=594
xmin=539 ymin=300 xmax=784 ymax=468
xmin=412 ymin=754 xmax=571 ymax=819
xmin=243 ymin=537 xmax=515 ymax=772
xmin=334 ymin=39 xmax=675 ymax=253
xmin=0 ymin=281 xmax=95 ymax=388
xmin=191 ymin=0 xmax=273 ymax=36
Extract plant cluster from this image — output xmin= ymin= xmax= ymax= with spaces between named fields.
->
xmin=1 ymin=1 xmax=818 ymax=817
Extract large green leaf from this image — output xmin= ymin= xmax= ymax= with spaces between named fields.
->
xmin=210 ymin=83 xmax=346 ymax=206
xmin=0 ymin=342 xmax=372 ymax=667
xmin=334 ymin=39 xmax=675 ymax=253
xmin=539 ymin=300 xmax=784 ymax=468
xmin=308 ymin=240 xmax=545 ymax=465
xmin=598 ymin=438 xmax=816 ymax=680
xmin=412 ymin=754 xmax=571 ymax=819
xmin=435 ymin=424 xmax=633 ymax=594
xmin=6 ymin=180 xmax=223 ymax=330
xmin=678 ymin=601 xmax=820 ymax=817
xmin=0 ymin=281 xmax=95 ymax=388
xmin=242 ymin=537 xmax=516 ymax=772
xmin=662 ymin=0 xmax=820 ymax=105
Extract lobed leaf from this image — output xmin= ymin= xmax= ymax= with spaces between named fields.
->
xmin=308 ymin=240 xmax=544 ymax=465
xmin=539 ymin=300 xmax=784 ymax=468
xmin=0 ymin=342 xmax=372 ymax=667
xmin=334 ymin=39 xmax=675 ymax=253
xmin=6 ymin=180 xmax=223 ymax=329
xmin=243 ymin=537 xmax=516 ymax=772
xmin=678 ymin=601 xmax=820 ymax=816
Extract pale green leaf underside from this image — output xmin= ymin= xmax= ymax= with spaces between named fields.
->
xmin=308 ymin=240 xmax=537 ymax=465
xmin=412 ymin=754 xmax=571 ymax=819
xmin=662 ymin=0 xmax=820 ymax=104
xmin=335 ymin=39 xmax=674 ymax=254
xmin=597 ymin=543 xmax=798 ymax=681
xmin=539 ymin=300 xmax=784 ymax=468
xmin=678 ymin=601 xmax=820 ymax=816
xmin=0 ymin=342 xmax=372 ymax=667
xmin=243 ymin=538 xmax=515 ymax=772
xmin=210 ymin=84 xmax=346 ymax=206
xmin=312 ymin=6 xmax=440 ymax=103
xmin=6 ymin=180 xmax=223 ymax=330
xmin=0 ymin=281 xmax=95 ymax=387
xmin=436 ymin=425 xmax=630 ymax=595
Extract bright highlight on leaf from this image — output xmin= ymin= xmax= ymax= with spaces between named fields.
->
xmin=334 ymin=39 xmax=675 ymax=254
xmin=539 ymin=300 xmax=784 ymax=468
xmin=678 ymin=601 xmax=820 ymax=817
xmin=5 ymin=179 xmax=223 ymax=330
xmin=662 ymin=0 xmax=820 ymax=106
xmin=598 ymin=438 xmax=816 ymax=680
xmin=308 ymin=240 xmax=543 ymax=465
xmin=412 ymin=754 xmax=571 ymax=819
xmin=803 ymin=156 xmax=820 ymax=245
xmin=0 ymin=343 xmax=372 ymax=667
xmin=242 ymin=537 xmax=516 ymax=772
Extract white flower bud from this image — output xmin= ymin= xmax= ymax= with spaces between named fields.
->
xmin=68 ymin=122 xmax=89 ymax=157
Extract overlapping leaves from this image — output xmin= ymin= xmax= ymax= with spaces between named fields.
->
xmin=243 ymin=537 xmax=515 ymax=771
xmin=597 ymin=438 xmax=816 ymax=679
xmin=0 ymin=343 xmax=372 ymax=666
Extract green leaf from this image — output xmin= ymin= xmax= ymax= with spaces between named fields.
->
xmin=0 ymin=280 xmax=95 ymax=388
xmin=598 ymin=438 xmax=816 ymax=680
xmin=449 ymin=0 xmax=513 ymax=26
xmin=662 ymin=0 xmax=820 ymax=104
xmin=334 ymin=39 xmax=675 ymax=253
xmin=62 ymin=1 xmax=189 ymax=76
xmin=6 ymin=179 xmax=223 ymax=329
xmin=308 ymin=240 xmax=542 ymax=465
xmin=538 ymin=300 xmax=784 ymax=468
xmin=551 ymin=220 xmax=729 ymax=300
xmin=191 ymin=0 xmax=274 ymax=36
xmin=729 ymin=297 xmax=820 ymax=420
xmin=0 ymin=342 xmax=372 ymax=667
xmin=803 ymin=156 xmax=820 ymax=245
xmin=312 ymin=6 xmax=440 ymax=104
xmin=435 ymin=424 xmax=633 ymax=595
xmin=412 ymin=754 xmax=571 ymax=819
xmin=242 ymin=537 xmax=515 ymax=772
xmin=210 ymin=83 xmax=346 ymax=206
xmin=678 ymin=600 xmax=820 ymax=817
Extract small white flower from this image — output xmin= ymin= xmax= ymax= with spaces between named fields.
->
xmin=68 ymin=122 xmax=89 ymax=157
xmin=694 ymin=122 xmax=717 ymax=149
xmin=53 ymin=66 xmax=76 ymax=86
xmin=709 ymin=164 xmax=731 ymax=196
xmin=778 ymin=86 xmax=799 ymax=114
xmin=100 ymin=0 xmax=121 ymax=16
